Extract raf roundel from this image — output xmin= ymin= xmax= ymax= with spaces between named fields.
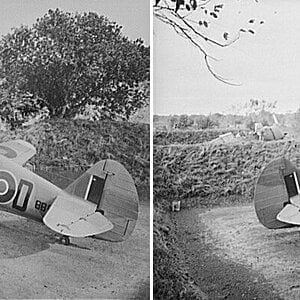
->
xmin=0 ymin=179 xmax=9 ymax=195
xmin=0 ymin=171 xmax=16 ymax=203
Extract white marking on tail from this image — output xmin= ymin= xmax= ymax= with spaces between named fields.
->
xmin=84 ymin=175 xmax=93 ymax=200
xmin=293 ymin=172 xmax=300 ymax=194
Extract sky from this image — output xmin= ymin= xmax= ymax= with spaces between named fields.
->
xmin=154 ymin=0 xmax=300 ymax=115
xmin=0 ymin=0 xmax=149 ymax=45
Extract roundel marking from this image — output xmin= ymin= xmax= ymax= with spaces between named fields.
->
xmin=0 ymin=171 xmax=16 ymax=203
xmin=0 ymin=179 xmax=9 ymax=195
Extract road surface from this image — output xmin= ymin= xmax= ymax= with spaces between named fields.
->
xmin=175 ymin=204 xmax=299 ymax=299
xmin=0 ymin=202 xmax=149 ymax=299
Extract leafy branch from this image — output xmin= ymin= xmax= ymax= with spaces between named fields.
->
xmin=154 ymin=0 xmax=264 ymax=84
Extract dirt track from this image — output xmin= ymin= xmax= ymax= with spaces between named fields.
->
xmin=175 ymin=204 xmax=300 ymax=299
xmin=0 ymin=202 xmax=149 ymax=299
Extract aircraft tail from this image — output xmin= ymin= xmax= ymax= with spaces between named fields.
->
xmin=65 ymin=159 xmax=139 ymax=241
xmin=254 ymin=157 xmax=298 ymax=229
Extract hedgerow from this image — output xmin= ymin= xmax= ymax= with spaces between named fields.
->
xmin=0 ymin=119 xmax=149 ymax=188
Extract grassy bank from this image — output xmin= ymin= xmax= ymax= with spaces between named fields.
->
xmin=154 ymin=129 xmax=240 ymax=146
xmin=154 ymin=139 xmax=300 ymax=299
xmin=0 ymin=119 xmax=150 ymax=191
xmin=154 ymin=140 xmax=300 ymax=210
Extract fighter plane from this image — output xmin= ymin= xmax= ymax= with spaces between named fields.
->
xmin=254 ymin=157 xmax=300 ymax=229
xmin=0 ymin=139 xmax=139 ymax=245
xmin=254 ymin=114 xmax=287 ymax=141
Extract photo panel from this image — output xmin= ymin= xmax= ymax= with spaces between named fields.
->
xmin=153 ymin=1 xmax=300 ymax=299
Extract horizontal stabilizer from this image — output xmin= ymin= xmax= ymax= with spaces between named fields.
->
xmin=43 ymin=194 xmax=113 ymax=237
xmin=276 ymin=204 xmax=300 ymax=226
xmin=290 ymin=194 xmax=300 ymax=207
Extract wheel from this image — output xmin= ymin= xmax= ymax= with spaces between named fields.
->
xmin=59 ymin=235 xmax=70 ymax=245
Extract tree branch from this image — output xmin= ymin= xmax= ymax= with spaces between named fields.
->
xmin=154 ymin=1 xmax=241 ymax=85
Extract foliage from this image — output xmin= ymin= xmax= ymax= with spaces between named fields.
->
xmin=247 ymin=99 xmax=277 ymax=115
xmin=160 ymin=114 xmax=219 ymax=130
xmin=154 ymin=207 xmax=205 ymax=299
xmin=0 ymin=9 xmax=150 ymax=121
xmin=0 ymin=88 xmax=48 ymax=129
xmin=229 ymin=99 xmax=277 ymax=116
xmin=229 ymin=99 xmax=278 ymax=128
xmin=154 ymin=128 xmax=239 ymax=145
xmin=154 ymin=0 xmax=264 ymax=84
xmin=195 ymin=115 xmax=218 ymax=129
xmin=154 ymin=108 xmax=293 ymax=133
xmin=178 ymin=114 xmax=190 ymax=128
xmin=0 ymin=119 xmax=150 ymax=187
xmin=154 ymin=140 xmax=300 ymax=205
xmin=153 ymin=139 xmax=300 ymax=299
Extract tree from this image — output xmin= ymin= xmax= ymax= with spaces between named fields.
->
xmin=154 ymin=0 xmax=263 ymax=84
xmin=0 ymin=89 xmax=47 ymax=129
xmin=178 ymin=114 xmax=189 ymax=128
xmin=195 ymin=114 xmax=217 ymax=129
xmin=168 ymin=115 xmax=178 ymax=129
xmin=0 ymin=9 xmax=150 ymax=122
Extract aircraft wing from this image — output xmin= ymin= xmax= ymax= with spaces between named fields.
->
xmin=43 ymin=194 xmax=114 ymax=237
xmin=276 ymin=204 xmax=300 ymax=226
xmin=0 ymin=139 xmax=36 ymax=165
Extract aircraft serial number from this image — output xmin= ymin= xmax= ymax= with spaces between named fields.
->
xmin=35 ymin=200 xmax=51 ymax=212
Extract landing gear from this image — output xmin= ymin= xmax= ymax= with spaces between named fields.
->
xmin=61 ymin=235 xmax=70 ymax=245
xmin=56 ymin=235 xmax=70 ymax=245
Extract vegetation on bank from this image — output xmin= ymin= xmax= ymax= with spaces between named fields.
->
xmin=154 ymin=129 xmax=240 ymax=145
xmin=154 ymin=203 xmax=206 ymax=299
xmin=154 ymin=140 xmax=300 ymax=209
xmin=0 ymin=119 xmax=149 ymax=189
xmin=154 ymin=137 xmax=300 ymax=299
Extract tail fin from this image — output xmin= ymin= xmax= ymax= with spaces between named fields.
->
xmin=254 ymin=157 xmax=297 ymax=229
xmin=65 ymin=159 xmax=139 ymax=241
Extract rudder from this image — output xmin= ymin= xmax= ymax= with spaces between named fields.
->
xmin=254 ymin=157 xmax=298 ymax=229
xmin=65 ymin=159 xmax=139 ymax=241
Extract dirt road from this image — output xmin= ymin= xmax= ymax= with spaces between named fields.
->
xmin=175 ymin=204 xmax=300 ymax=299
xmin=0 ymin=202 xmax=149 ymax=299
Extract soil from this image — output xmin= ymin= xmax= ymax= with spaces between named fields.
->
xmin=0 ymin=202 xmax=149 ymax=299
xmin=174 ymin=203 xmax=300 ymax=299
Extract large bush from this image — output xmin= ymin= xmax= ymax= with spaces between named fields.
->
xmin=0 ymin=9 xmax=150 ymax=122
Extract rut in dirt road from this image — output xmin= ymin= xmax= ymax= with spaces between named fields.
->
xmin=173 ymin=205 xmax=287 ymax=299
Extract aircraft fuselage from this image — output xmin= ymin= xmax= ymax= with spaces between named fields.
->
xmin=0 ymin=155 xmax=62 ymax=223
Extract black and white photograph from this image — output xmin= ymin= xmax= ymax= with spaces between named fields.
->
xmin=0 ymin=1 xmax=150 ymax=299
xmin=153 ymin=1 xmax=300 ymax=299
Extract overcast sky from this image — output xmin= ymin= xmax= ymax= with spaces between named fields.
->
xmin=154 ymin=0 xmax=300 ymax=115
xmin=0 ymin=0 xmax=149 ymax=44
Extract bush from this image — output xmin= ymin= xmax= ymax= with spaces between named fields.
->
xmin=154 ymin=129 xmax=240 ymax=145
xmin=154 ymin=140 xmax=300 ymax=207
xmin=0 ymin=119 xmax=150 ymax=188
